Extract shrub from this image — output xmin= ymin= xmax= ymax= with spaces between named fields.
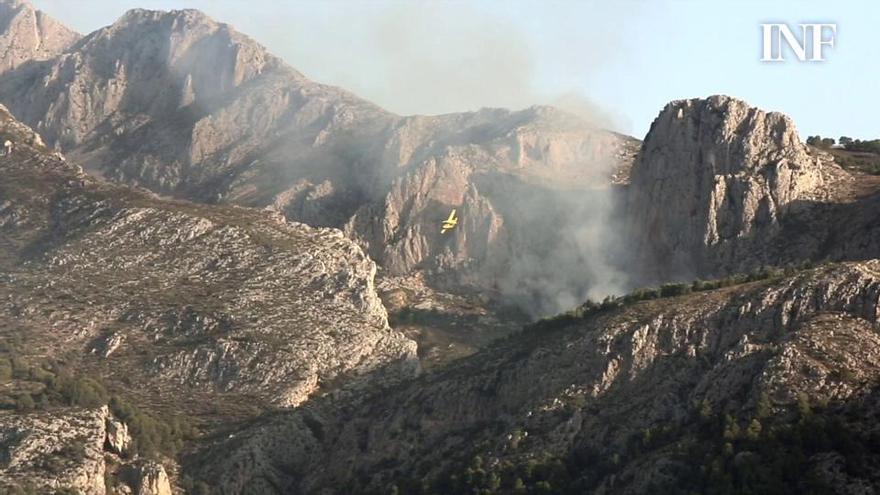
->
xmin=15 ymin=393 xmax=34 ymax=412
xmin=110 ymin=396 xmax=195 ymax=458
xmin=660 ymin=283 xmax=691 ymax=297
xmin=58 ymin=376 xmax=108 ymax=408
xmin=0 ymin=359 xmax=12 ymax=382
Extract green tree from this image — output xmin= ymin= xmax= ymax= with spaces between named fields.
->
xmin=533 ymin=481 xmax=553 ymax=494
xmin=797 ymin=393 xmax=812 ymax=422
xmin=746 ymin=419 xmax=762 ymax=441
xmin=755 ymin=391 xmax=772 ymax=419
xmin=0 ymin=358 xmax=12 ymax=382
xmin=723 ymin=415 xmax=740 ymax=440
xmin=15 ymin=393 xmax=34 ymax=412
xmin=698 ymin=399 xmax=713 ymax=421
xmin=660 ymin=283 xmax=691 ymax=297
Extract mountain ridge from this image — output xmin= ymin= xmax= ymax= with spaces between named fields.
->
xmin=2 ymin=3 xmax=880 ymax=494
xmin=0 ymin=5 xmax=638 ymax=317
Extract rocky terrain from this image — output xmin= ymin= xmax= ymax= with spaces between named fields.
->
xmin=193 ymin=260 xmax=880 ymax=494
xmin=626 ymin=95 xmax=880 ymax=283
xmin=0 ymin=1 xmax=879 ymax=494
xmin=0 ymin=405 xmax=175 ymax=494
xmin=0 ymin=3 xmax=639 ymax=316
xmin=0 ymin=0 xmax=79 ymax=75
xmin=183 ymin=95 xmax=880 ymax=493
xmin=0 ymin=104 xmax=416 ymax=492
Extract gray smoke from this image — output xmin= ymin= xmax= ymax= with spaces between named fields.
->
xmin=475 ymin=153 xmax=631 ymax=318
xmin=35 ymin=0 xmax=636 ymax=318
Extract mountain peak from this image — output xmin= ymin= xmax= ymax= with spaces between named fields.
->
xmin=0 ymin=0 xmax=79 ymax=74
xmin=628 ymin=95 xmax=842 ymax=281
xmin=114 ymin=6 xmax=218 ymax=28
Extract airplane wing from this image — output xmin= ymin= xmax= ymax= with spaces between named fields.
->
xmin=445 ymin=209 xmax=457 ymax=222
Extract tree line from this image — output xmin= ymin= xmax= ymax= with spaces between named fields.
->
xmin=806 ymin=135 xmax=880 ymax=153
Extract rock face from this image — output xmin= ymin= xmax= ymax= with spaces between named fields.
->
xmin=0 ymin=7 xmax=637 ymax=314
xmin=0 ymin=103 xmax=417 ymax=409
xmin=0 ymin=406 xmax=175 ymax=495
xmin=345 ymin=107 xmax=634 ymax=313
xmin=0 ymin=407 xmax=109 ymax=493
xmin=0 ymin=0 xmax=79 ymax=75
xmin=196 ymin=261 xmax=880 ymax=493
xmin=0 ymin=7 xmax=394 ymax=206
xmin=627 ymin=95 xmax=845 ymax=282
xmin=105 ymin=415 xmax=131 ymax=456
xmin=130 ymin=461 xmax=172 ymax=495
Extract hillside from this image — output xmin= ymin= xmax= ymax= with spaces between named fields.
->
xmin=0 ymin=104 xmax=417 ymax=492
xmin=1 ymin=2 xmax=880 ymax=494
xmin=192 ymin=260 xmax=880 ymax=493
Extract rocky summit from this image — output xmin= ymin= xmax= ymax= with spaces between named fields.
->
xmin=0 ymin=1 xmax=879 ymax=494
xmin=0 ymin=0 xmax=79 ymax=75
xmin=627 ymin=95 xmax=877 ymax=283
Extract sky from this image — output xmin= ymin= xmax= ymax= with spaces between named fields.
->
xmin=33 ymin=0 xmax=880 ymax=140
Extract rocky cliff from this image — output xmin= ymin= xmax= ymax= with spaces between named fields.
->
xmin=345 ymin=107 xmax=635 ymax=313
xmin=627 ymin=95 xmax=859 ymax=283
xmin=194 ymin=260 xmax=880 ymax=493
xmin=0 ymin=6 xmax=392 ymax=208
xmin=0 ymin=5 xmax=638 ymax=315
xmin=0 ymin=103 xmax=416 ymax=409
xmin=0 ymin=0 xmax=79 ymax=75
xmin=0 ymin=406 xmax=175 ymax=495
xmin=0 ymin=407 xmax=108 ymax=493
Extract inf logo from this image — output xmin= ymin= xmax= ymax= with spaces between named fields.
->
xmin=760 ymin=23 xmax=836 ymax=62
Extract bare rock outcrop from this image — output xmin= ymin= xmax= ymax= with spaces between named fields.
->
xmin=0 ymin=0 xmax=79 ymax=75
xmin=0 ymin=407 xmax=108 ymax=493
xmin=129 ymin=461 xmax=172 ymax=495
xmin=0 ymin=405 xmax=176 ymax=495
xmin=105 ymin=415 xmax=131 ymax=456
xmin=628 ymin=95 xmax=845 ymax=282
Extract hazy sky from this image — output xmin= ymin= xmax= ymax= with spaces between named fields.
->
xmin=33 ymin=0 xmax=879 ymax=140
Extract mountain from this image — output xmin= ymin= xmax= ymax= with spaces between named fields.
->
xmin=193 ymin=260 xmax=880 ymax=493
xmin=184 ymin=96 xmax=880 ymax=494
xmin=0 ymin=405 xmax=174 ymax=494
xmin=3 ymin=2 xmax=880 ymax=494
xmin=0 ymin=103 xmax=417 ymax=408
xmin=0 ymin=0 xmax=79 ymax=75
xmin=0 ymin=6 xmax=638 ymax=316
xmin=0 ymin=104 xmax=419 ymax=491
xmin=627 ymin=95 xmax=879 ymax=284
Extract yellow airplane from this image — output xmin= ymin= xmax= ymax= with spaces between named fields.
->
xmin=441 ymin=209 xmax=458 ymax=234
